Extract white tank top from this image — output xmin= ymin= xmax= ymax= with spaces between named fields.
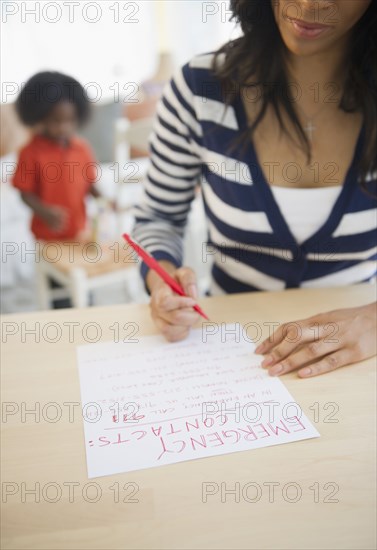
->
xmin=270 ymin=185 xmax=343 ymax=244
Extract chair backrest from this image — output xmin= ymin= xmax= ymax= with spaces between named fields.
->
xmin=114 ymin=116 xmax=154 ymax=162
xmin=79 ymin=101 xmax=123 ymax=163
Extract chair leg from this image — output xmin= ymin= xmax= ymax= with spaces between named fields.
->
xmin=70 ymin=267 xmax=89 ymax=308
xmin=35 ymin=262 xmax=51 ymax=310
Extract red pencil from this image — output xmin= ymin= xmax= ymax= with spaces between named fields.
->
xmin=123 ymin=233 xmax=209 ymax=320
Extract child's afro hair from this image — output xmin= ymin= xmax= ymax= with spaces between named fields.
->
xmin=16 ymin=71 xmax=91 ymax=126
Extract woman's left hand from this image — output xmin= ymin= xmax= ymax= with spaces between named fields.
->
xmin=255 ymin=302 xmax=377 ymax=378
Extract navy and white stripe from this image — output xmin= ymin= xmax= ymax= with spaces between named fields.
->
xmin=133 ymin=52 xmax=377 ymax=293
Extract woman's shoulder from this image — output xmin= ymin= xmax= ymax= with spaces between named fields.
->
xmin=179 ymin=50 xmax=227 ymax=102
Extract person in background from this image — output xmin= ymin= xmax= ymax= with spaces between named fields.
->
xmin=133 ymin=0 xmax=377 ymax=377
xmin=12 ymin=71 xmax=115 ymax=308
xmin=12 ymin=71 xmax=108 ymax=241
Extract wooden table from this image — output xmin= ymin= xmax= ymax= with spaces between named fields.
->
xmin=1 ymin=285 xmax=376 ymax=550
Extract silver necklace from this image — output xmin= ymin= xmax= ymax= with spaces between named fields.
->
xmin=295 ymin=102 xmax=332 ymax=142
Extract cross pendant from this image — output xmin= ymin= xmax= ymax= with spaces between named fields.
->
xmin=305 ymin=121 xmax=316 ymax=141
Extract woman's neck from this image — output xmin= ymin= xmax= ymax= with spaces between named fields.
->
xmin=284 ymin=39 xmax=350 ymax=105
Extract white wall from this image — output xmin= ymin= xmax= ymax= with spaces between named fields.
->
xmin=164 ymin=1 xmax=241 ymax=67
xmin=1 ymin=1 xmax=158 ymax=103
xmin=1 ymin=0 xmax=241 ymax=104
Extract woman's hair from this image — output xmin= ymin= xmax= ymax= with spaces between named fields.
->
xmin=16 ymin=71 xmax=90 ymax=126
xmin=212 ymin=0 xmax=377 ymax=189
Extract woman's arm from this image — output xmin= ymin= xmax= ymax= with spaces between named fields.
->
xmin=133 ymin=66 xmax=202 ymax=271
xmin=132 ymin=64 xmax=203 ymax=340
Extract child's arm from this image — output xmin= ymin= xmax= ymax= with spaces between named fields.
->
xmin=20 ymin=192 xmax=68 ymax=232
xmin=13 ymin=147 xmax=68 ymax=233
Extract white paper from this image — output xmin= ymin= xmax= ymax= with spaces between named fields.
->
xmin=77 ymin=325 xmax=319 ymax=478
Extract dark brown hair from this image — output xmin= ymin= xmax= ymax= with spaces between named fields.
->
xmin=212 ymin=0 xmax=377 ymax=190
xmin=16 ymin=71 xmax=90 ymax=126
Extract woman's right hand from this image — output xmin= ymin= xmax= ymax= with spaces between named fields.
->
xmin=147 ymin=262 xmax=200 ymax=342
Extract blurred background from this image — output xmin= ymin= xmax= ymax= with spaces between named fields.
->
xmin=1 ymin=0 xmax=241 ymax=313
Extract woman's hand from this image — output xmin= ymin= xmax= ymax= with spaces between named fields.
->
xmin=255 ymin=303 xmax=377 ymax=378
xmin=147 ymin=262 xmax=200 ymax=342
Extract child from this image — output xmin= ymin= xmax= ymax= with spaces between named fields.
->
xmin=13 ymin=71 xmax=107 ymax=241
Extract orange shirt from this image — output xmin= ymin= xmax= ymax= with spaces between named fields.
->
xmin=12 ymin=134 xmax=97 ymax=240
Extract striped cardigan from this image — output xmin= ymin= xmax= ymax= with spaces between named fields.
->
xmin=133 ymin=52 xmax=377 ymax=294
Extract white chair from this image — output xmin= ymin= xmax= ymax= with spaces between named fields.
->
xmin=114 ymin=116 xmax=154 ymax=165
xmin=34 ymin=117 xmax=155 ymax=310
xmin=35 ymin=240 xmax=142 ymax=309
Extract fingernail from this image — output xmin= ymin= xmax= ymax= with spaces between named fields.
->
xmin=269 ymin=364 xmax=283 ymax=376
xmin=299 ymin=367 xmax=312 ymax=377
xmin=255 ymin=343 xmax=265 ymax=354
xmin=261 ymin=355 xmax=274 ymax=367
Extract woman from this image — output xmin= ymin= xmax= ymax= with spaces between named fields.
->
xmin=133 ymin=0 xmax=377 ymax=377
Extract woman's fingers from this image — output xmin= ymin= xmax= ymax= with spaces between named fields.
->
xmin=149 ymin=266 xmax=200 ymax=340
xmin=158 ymin=306 xmax=200 ymax=327
xmin=297 ymin=350 xmax=348 ymax=378
xmin=153 ymin=285 xmax=199 ymax=326
xmin=255 ymin=321 xmax=299 ymax=354
xmin=255 ymin=313 xmax=347 ymax=376
xmin=155 ymin=289 xmax=196 ymax=313
xmin=259 ymin=323 xmax=310 ymax=367
xmin=265 ymin=339 xmax=340 ymax=376
xmin=255 ymin=305 xmax=377 ymax=377
xmin=175 ymin=266 xmax=198 ymax=296
xmin=257 ymin=317 xmax=339 ymax=364
xmin=152 ymin=314 xmax=190 ymax=342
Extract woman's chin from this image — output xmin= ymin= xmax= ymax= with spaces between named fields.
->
xmin=282 ymin=35 xmax=334 ymax=58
